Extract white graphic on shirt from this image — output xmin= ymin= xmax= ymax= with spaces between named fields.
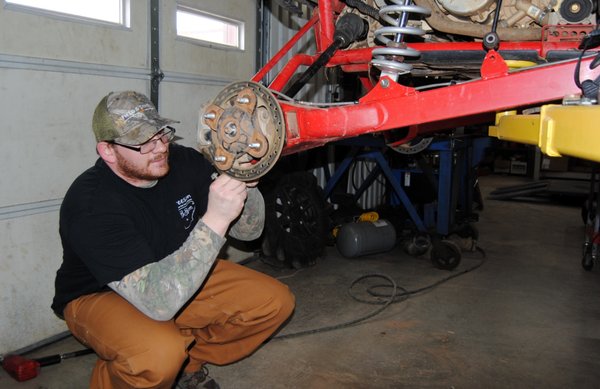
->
xmin=176 ymin=194 xmax=196 ymax=229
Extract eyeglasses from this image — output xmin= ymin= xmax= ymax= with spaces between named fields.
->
xmin=109 ymin=127 xmax=176 ymax=154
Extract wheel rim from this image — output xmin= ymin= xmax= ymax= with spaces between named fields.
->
xmin=273 ymin=182 xmax=322 ymax=240
xmin=431 ymin=240 xmax=462 ymax=270
xmin=198 ymin=81 xmax=285 ymax=181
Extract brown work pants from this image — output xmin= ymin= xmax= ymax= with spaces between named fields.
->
xmin=63 ymin=259 xmax=295 ymax=389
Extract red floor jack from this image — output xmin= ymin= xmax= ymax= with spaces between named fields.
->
xmin=1 ymin=348 xmax=93 ymax=382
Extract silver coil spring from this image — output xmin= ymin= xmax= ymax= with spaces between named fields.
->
xmin=371 ymin=0 xmax=431 ymax=79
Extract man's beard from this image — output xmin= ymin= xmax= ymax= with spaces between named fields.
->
xmin=114 ymin=149 xmax=170 ymax=181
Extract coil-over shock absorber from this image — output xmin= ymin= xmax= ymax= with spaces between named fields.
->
xmin=371 ymin=0 xmax=431 ymax=82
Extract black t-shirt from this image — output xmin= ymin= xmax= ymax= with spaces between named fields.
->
xmin=51 ymin=144 xmax=215 ymax=316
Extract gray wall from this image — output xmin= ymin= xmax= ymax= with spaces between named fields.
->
xmin=0 ymin=0 xmax=258 ymax=354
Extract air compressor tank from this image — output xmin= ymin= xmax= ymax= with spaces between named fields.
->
xmin=336 ymin=219 xmax=397 ymax=258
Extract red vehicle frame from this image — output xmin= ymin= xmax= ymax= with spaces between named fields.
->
xmin=249 ymin=0 xmax=600 ymax=155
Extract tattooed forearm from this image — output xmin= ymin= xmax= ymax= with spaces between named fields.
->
xmin=106 ymin=188 xmax=262 ymax=320
xmin=108 ymin=221 xmax=225 ymax=321
xmin=229 ymin=187 xmax=265 ymax=241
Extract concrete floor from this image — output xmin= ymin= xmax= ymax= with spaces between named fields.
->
xmin=2 ymin=174 xmax=600 ymax=389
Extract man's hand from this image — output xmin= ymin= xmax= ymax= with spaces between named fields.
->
xmin=201 ymin=175 xmax=248 ymax=236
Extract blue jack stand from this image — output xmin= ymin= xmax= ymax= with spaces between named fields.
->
xmin=323 ymin=135 xmax=490 ymax=269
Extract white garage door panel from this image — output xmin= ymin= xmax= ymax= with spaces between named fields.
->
xmin=0 ymin=2 xmax=149 ymax=68
xmin=0 ymin=213 xmax=66 ymax=353
xmin=0 ymin=67 xmax=148 ymax=208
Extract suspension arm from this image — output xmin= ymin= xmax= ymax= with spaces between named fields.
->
xmin=199 ymin=54 xmax=599 ymax=179
xmin=200 ymin=0 xmax=599 ymax=180
xmin=280 ymin=55 xmax=600 ymax=154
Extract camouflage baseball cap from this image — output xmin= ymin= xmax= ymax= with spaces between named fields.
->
xmin=92 ymin=91 xmax=179 ymax=145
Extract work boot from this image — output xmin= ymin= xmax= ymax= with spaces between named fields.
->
xmin=175 ymin=366 xmax=220 ymax=389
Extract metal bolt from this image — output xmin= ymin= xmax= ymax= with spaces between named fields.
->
xmin=203 ymin=112 xmax=216 ymax=120
xmin=214 ymin=156 xmax=227 ymax=162
xmin=237 ymin=97 xmax=250 ymax=104
xmin=225 ymin=123 xmax=237 ymax=136
xmin=380 ymin=79 xmax=389 ymax=88
xmin=248 ymin=142 xmax=261 ymax=149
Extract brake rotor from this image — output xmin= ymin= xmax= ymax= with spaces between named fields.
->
xmin=387 ymin=136 xmax=434 ymax=154
xmin=198 ymin=81 xmax=285 ymax=181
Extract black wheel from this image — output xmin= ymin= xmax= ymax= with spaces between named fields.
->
xmin=430 ymin=240 xmax=462 ymax=270
xmin=262 ymin=172 xmax=329 ymax=268
xmin=404 ymin=233 xmax=431 ymax=256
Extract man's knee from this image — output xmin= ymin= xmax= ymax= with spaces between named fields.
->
xmin=108 ymin=329 xmax=190 ymax=386
xmin=271 ymin=280 xmax=296 ymax=322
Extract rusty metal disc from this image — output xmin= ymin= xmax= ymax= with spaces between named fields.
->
xmin=198 ymin=81 xmax=286 ymax=181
